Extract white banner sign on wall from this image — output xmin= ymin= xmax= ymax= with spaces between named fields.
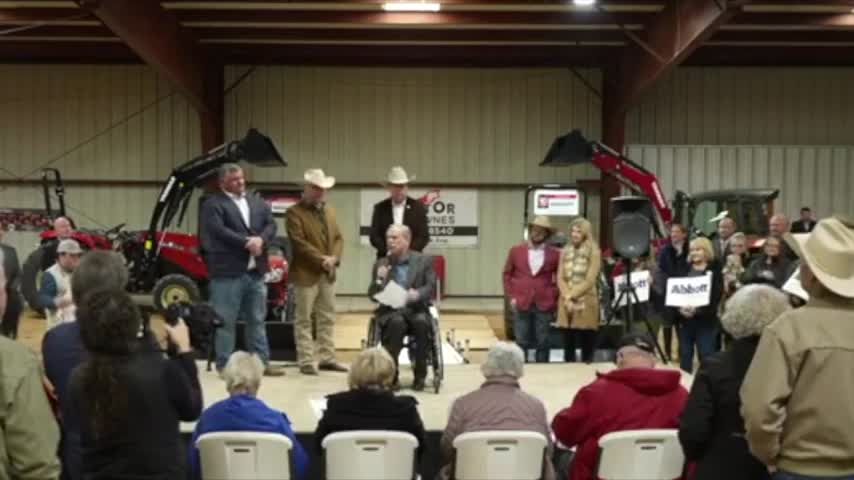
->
xmin=533 ymin=189 xmax=580 ymax=216
xmin=359 ymin=188 xmax=479 ymax=248
xmin=612 ymin=270 xmax=651 ymax=308
xmin=665 ymin=272 xmax=713 ymax=308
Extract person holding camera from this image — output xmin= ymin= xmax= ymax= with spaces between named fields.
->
xmin=69 ymin=288 xmax=202 ymax=480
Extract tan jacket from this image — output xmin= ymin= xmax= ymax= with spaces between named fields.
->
xmin=0 ymin=337 xmax=61 ymax=480
xmin=740 ymin=292 xmax=854 ymax=476
xmin=285 ymin=201 xmax=344 ymax=287
xmin=556 ymin=245 xmax=601 ymax=330
xmin=437 ymin=376 xmax=555 ymax=480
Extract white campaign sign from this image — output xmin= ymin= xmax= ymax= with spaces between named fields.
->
xmin=666 ymin=272 xmax=713 ymax=307
xmin=533 ymin=189 xmax=580 ymax=216
xmin=612 ymin=270 xmax=651 ymax=307
xmin=360 ymin=188 xmax=479 ymax=248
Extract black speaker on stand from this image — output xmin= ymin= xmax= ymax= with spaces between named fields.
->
xmin=598 ymin=196 xmax=669 ymax=363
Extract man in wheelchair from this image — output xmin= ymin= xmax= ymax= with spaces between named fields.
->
xmin=368 ymin=224 xmax=436 ymax=391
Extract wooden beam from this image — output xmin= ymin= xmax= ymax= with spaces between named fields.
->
xmin=599 ymin=68 xmax=625 ymax=251
xmin=73 ymin=0 xmax=224 ymax=150
xmin=610 ymin=0 xmax=743 ymax=113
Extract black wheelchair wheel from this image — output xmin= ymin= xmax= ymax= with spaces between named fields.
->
xmin=431 ymin=315 xmax=443 ymax=393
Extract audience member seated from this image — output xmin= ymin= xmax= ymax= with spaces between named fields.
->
xmin=69 ymin=289 xmax=202 ymax=480
xmin=315 ymin=347 xmax=425 ymax=456
xmin=745 ymin=235 xmax=793 ymax=288
xmin=41 ymin=250 xmax=128 ymax=480
xmin=39 ymin=239 xmax=82 ymax=330
xmin=437 ymin=342 xmax=555 ymax=480
xmin=189 ymin=351 xmax=309 ymax=480
xmin=741 ymin=218 xmax=854 ymax=480
xmin=0 ymin=254 xmax=62 ymax=480
xmin=679 ymin=284 xmax=790 ymax=480
xmin=368 ymin=224 xmax=436 ymax=391
xmin=551 ymin=333 xmax=688 ymax=480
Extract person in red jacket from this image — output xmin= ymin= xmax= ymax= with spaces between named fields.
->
xmin=552 ymin=333 xmax=689 ymax=480
xmin=503 ymin=216 xmax=561 ymax=363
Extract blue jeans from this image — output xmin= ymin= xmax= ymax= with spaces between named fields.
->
xmin=514 ymin=307 xmax=552 ymax=363
xmin=210 ymin=273 xmax=270 ymax=370
xmin=775 ymin=472 xmax=854 ymax=480
xmin=678 ymin=318 xmax=718 ymax=373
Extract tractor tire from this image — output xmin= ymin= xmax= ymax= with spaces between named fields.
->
xmin=152 ymin=274 xmax=201 ymax=313
xmin=21 ymin=247 xmax=47 ymax=316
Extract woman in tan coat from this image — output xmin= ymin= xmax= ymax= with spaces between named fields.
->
xmin=557 ymin=217 xmax=602 ymax=363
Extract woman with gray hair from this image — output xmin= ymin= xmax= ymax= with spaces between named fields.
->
xmin=188 ymin=351 xmax=309 ymax=480
xmin=437 ymin=342 xmax=555 ymax=480
xmin=679 ymin=284 xmax=791 ymax=480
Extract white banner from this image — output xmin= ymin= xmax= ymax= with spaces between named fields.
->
xmin=666 ymin=272 xmax=713 ymax=307
xmin=533 ymin=189 xmax=580 ymax=216
xmin=360 ymin=188 xmax=479 ymax=248
xmin=612 ymin=270 xmax=651 ymax=308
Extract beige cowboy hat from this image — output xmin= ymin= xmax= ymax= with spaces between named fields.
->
xmin=303 ymin=168 xmax=335 ymax=189
xmin=527 ymin=215 xmax=555 ymax=233
xmin=784 ymin=216 xmax=854 ymax=298
xmin=384 ymin=166 xmax=415 ymax=185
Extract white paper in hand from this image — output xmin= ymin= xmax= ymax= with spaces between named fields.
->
xmin=373 ymin=280 xmax=408 ymax=309
xmin=783 ymin=267 xmax=809 ymax=301
xmin=666 ymin=272 xmax=713 ymax=307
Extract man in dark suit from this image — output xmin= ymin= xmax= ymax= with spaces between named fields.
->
xmin=199 ymin=163 xmax=284 ymax=376
xmin=369 ymin=166 xmax=430 ymax=258
xmin=0 ymin=227 xmax=22 ymax=338
xmin=368 ymin=224 xmax=436 ymax=391
xmin=791 ymin=207 xmax=816 ymax=233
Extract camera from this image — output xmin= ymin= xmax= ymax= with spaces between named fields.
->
xmin=164 ymin=301 xmax=224 ymax=353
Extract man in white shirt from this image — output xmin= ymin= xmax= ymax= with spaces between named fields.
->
xmin=502 ymin=216 xmax=561 ymax=362
xmin=369 ymin=166 xmax=430 ymax=259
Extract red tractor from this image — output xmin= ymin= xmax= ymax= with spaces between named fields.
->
xmin=20 ymin=129 xmax=296 ymax=325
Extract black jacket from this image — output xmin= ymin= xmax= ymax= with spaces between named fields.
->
xmin=679 ymin=337 xmax=770 ymax=480
xmin=745 ymin=255 xmax=793 ymax=288
xmin=791 ymin=220 xmax=815 ymax=233
xmin=70 ymin=350 xmax=202 ymax=480
xmin=315 ymin=388 xmax=426 ymax=457
xmin=199 ymin=192 xmax=277 ymax=278
xmin=369 ymin=197 xmax=430 ymax=258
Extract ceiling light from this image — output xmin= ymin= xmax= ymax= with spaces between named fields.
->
xmin=573 ymin=0 xmax=596 ymax=6
xmin=382 ymin=2 xmax=441 ymax=12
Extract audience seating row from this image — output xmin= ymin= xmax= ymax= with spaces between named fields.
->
xmin=197 ymin=428 xmax=685 ymax=480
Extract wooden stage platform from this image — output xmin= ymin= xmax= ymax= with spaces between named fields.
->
xmin=183 ymin=362 xmax=694 ymax=434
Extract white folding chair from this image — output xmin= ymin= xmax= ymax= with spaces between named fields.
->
xmin=196 ymin=431 xmax=294 ymax=480
xmin=596 ymin=429 xmax=685 ymax=480
xmin=451 ymin=431 xmax=548 ymax=480
xmin=322 ymin=430 xmax=419 ymax=480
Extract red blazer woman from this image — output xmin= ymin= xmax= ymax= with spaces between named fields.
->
xmin=502 ymin=243 xmax=560 ymax=312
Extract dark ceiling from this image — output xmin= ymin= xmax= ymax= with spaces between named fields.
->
xmin=2 ymin=0 xmax=854 ymax=66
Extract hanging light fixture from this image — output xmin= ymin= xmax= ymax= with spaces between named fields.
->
xmin=382 ymin=1 xmax=442 ymax=12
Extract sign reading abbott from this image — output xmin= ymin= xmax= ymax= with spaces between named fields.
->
xmin=665 ymin=272 xmax=713 ymax=308
xmin=359 ymin=188 xmax=479 ymax=248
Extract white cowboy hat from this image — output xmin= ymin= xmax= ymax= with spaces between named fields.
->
xmin=384 ymin=166 xmax=415 ymax=185
xmin=303 ymin=168 xmax=335 ymax=189
xmin=784 ymin=216 xmax=854 ymax=298
xmin=527 ymin=215 xmax=555 ymax=233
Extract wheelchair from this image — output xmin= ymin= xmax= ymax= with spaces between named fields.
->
xmin=365 ymin=305 xmax=444 ymax=393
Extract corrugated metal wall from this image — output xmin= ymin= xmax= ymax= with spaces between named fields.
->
xmin=625 ymin=145 xmax=854 ymax=221
xmin=225 ymin=66 xmax=603 ymax=295
xmin=627 ymin=67 xmax=854 ymax=145
xmin=0 ymin=65 xmax=201 ymax=259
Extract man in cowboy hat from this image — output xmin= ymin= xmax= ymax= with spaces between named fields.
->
xmin=741 ymin=217 xmax=854 ymax=479
xmin=369 ymin=166 xmax=430 ymax=259
xmin=285 ymin=168 xmax=348 ymax=375
xmin=502 ymin=216 xmax=561 ymax=362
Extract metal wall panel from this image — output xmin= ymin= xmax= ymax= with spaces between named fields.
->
xmin=627 ymin=68 xmax=854 ymax=145
xmin=224 ymin=66 xmax=603 ymax=295
xmin=625 ymin=145 xmax=854 ymax=223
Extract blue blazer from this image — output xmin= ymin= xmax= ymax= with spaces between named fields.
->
xmin=199 ymin=192 xmax=277 ymax=278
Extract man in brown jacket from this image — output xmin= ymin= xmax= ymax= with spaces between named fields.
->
xmin=285 ymin=169 xmax=348 ymax=375
xmin=741 ymin=217 xmax=854 ymax=479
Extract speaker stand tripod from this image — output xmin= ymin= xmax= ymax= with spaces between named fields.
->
xmin=599 ymin=258 xmax=670 ymax=364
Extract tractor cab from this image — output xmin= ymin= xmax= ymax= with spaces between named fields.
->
xmin=673 ymin=188 xmax=779 ymax=253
